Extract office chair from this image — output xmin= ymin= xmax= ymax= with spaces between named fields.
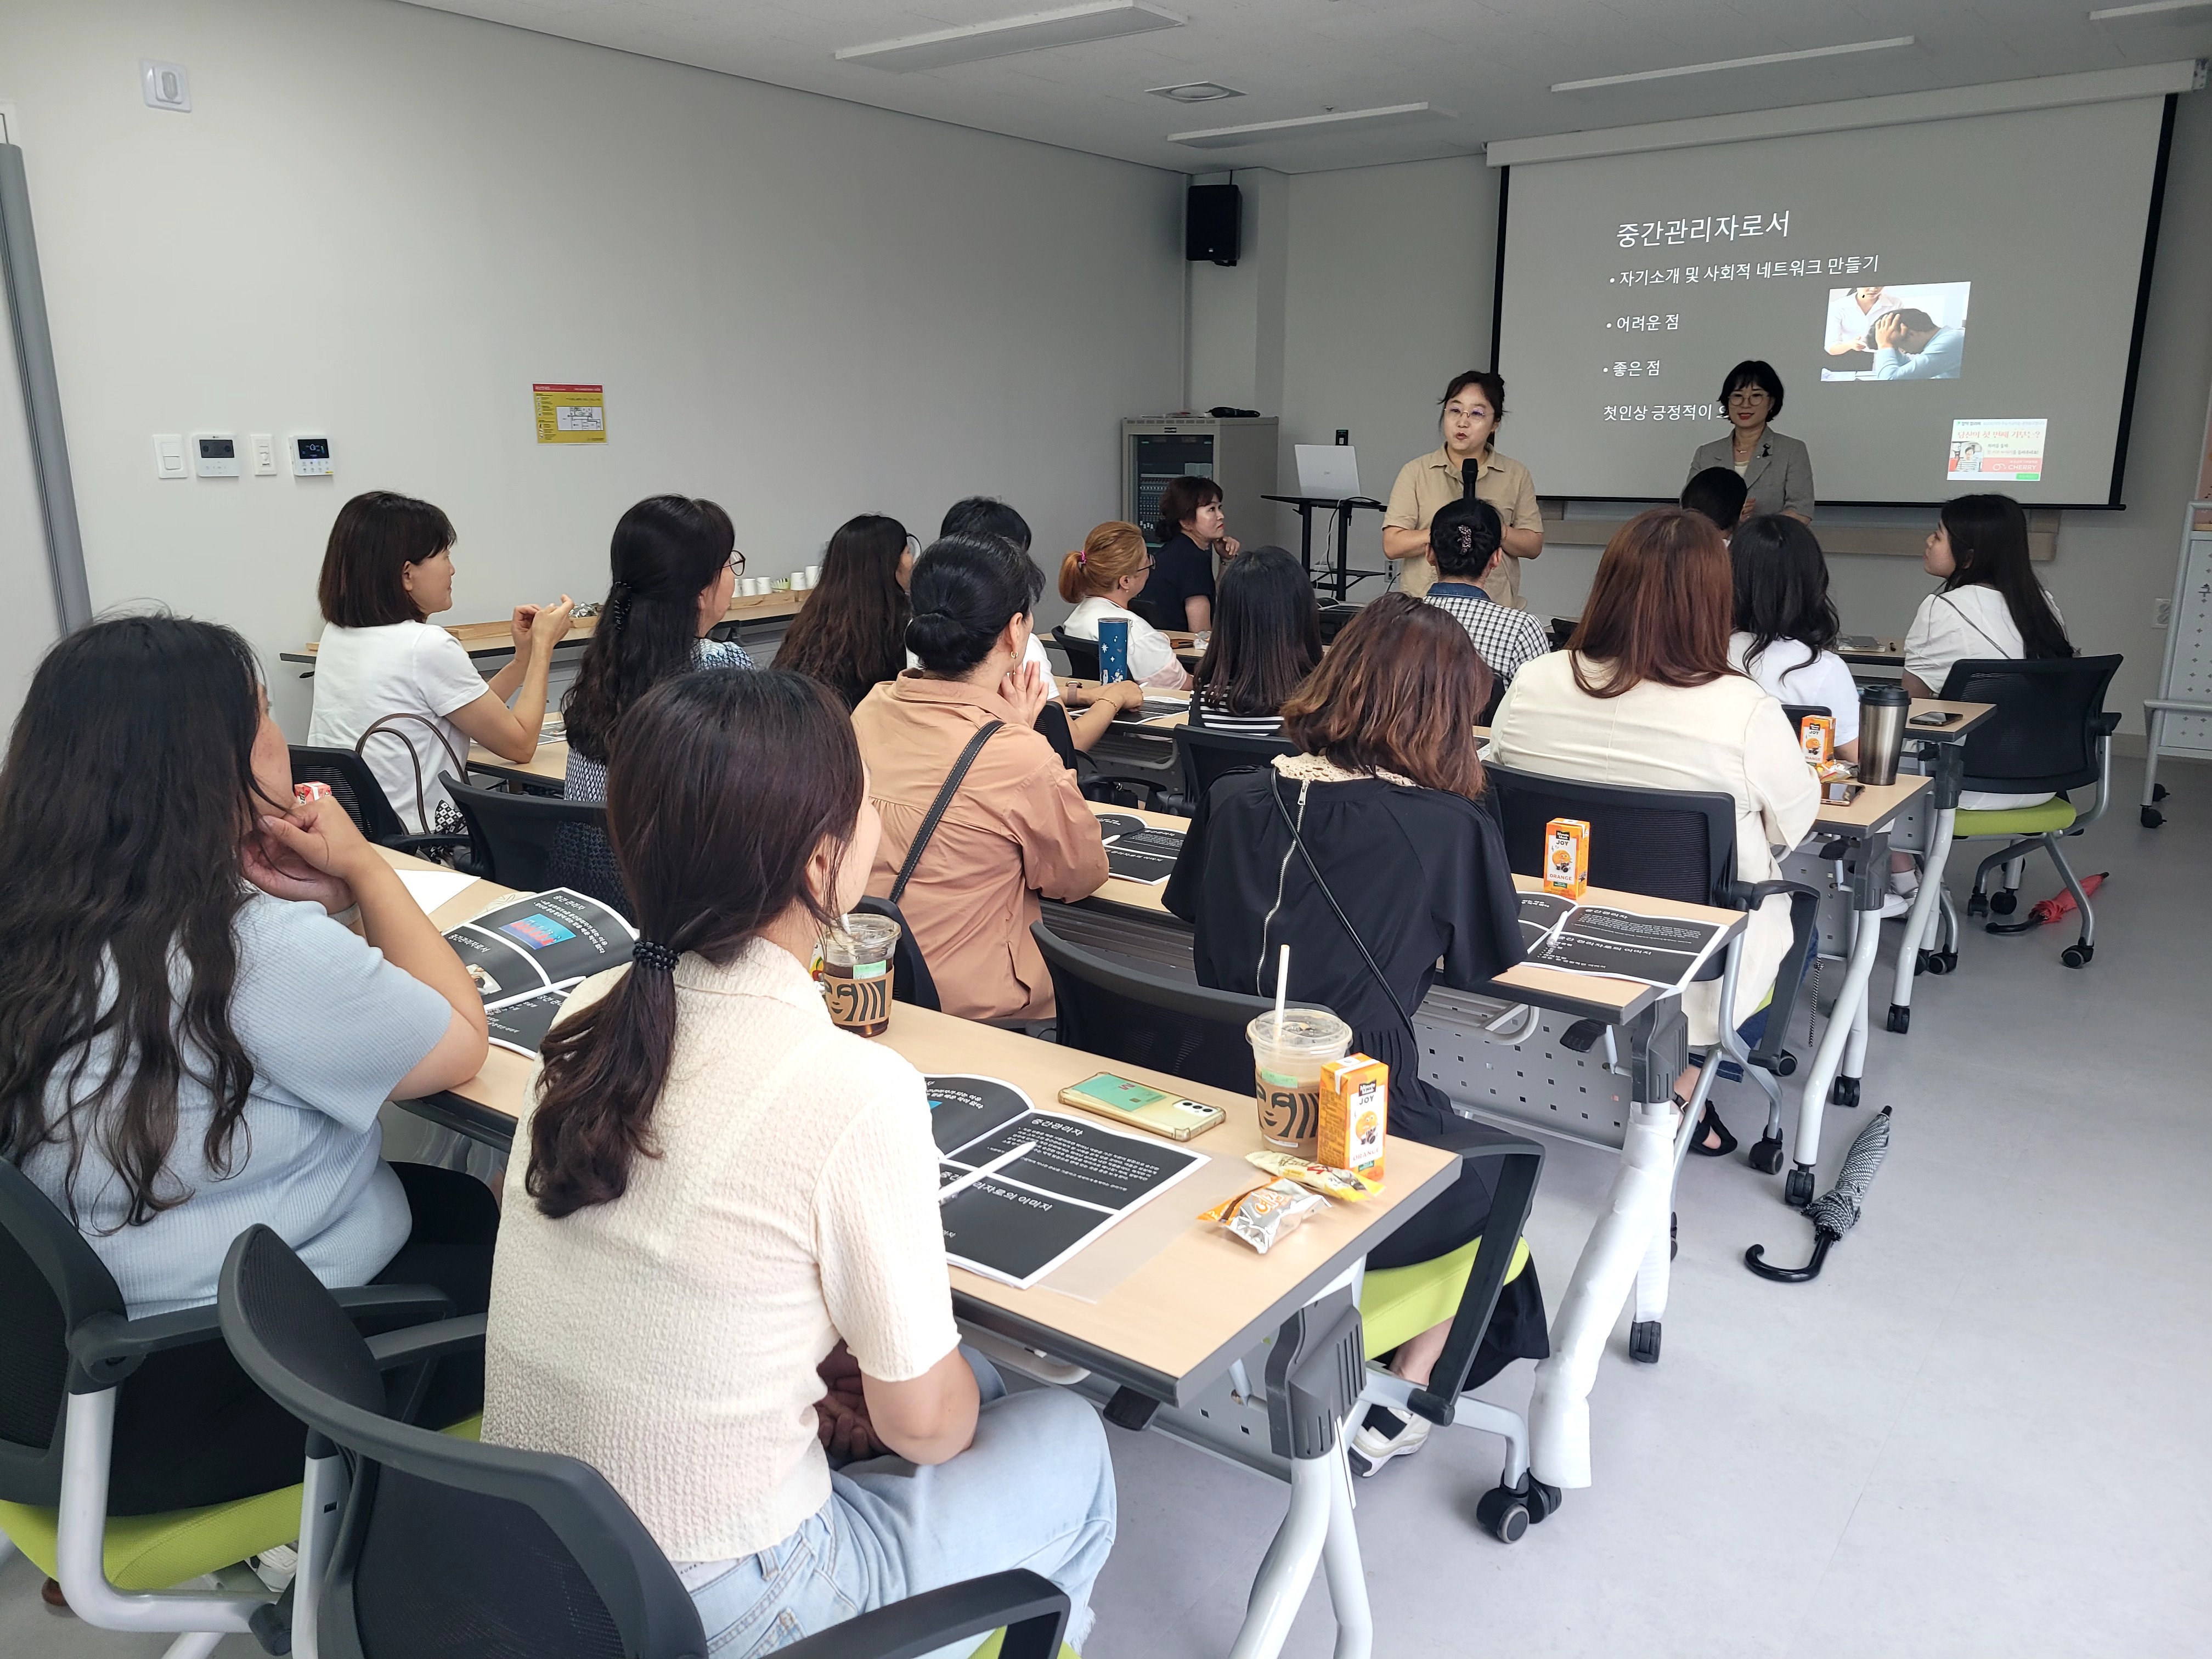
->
xmin=1048 ymin=628 xmax=1099 ymax=681
xmin=1031 ymin=699 xmax=1179 ymax=811
xmin=438 ymin=772 xmax=630 ymax=918
xmin=216 ymin=1226 xmax=1073 ymax=1659
xmin=1171 ymin=724 xmax=1292 ymax=814
xmin=0 ymin=1160 xmax=456 ymax=1659
xmin=1029 ymin=922 xmax=1554 ymax=1542
xmin=852 ymin=894 xmax=940 ymax=1012
xmin=290 ymin=746 xmax=472 ymax=862
xmin=1927 ymin=654 xmax=2121 ymax=969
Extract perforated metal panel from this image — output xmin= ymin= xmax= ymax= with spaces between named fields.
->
xmin=1415 ymin=991 xmax=1633 ymax=1153
xmin=2158 ymin=528 xmax=2212 ymax=755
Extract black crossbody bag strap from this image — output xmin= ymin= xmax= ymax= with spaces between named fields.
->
xmin=890 ymin=720 xmax=1004 ymax=905
xmin=1267 ymin=772 xmax=1421 ymax=1047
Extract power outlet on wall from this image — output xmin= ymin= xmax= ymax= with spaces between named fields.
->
xmin=2153 ymin=597 xmax=2171 ymax=627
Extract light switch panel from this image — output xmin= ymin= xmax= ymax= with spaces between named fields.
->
xmin=249 ymin=433 xmax=278 ymax=475
xmin=154 ymin=434 xmax=188 ymax=479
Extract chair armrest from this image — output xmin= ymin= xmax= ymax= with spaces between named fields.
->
xmin=69 ymin=1283 xmax=457 ymax=1393
xmin=1403 ymin=1121 xmax=1545 ymax=1426
xmin=775 ymin=1570 xmax=1068 ymax=1659
xmin=2093 ymin=711 xmax=2121 ymax=738
xmin=366 ymin=1314 xmax=487 ymax=1372
xmin=1415 ymin=1118 xmax=1547 ymax=1167
xmin=382 ymin=832 xmax=476 ymax=861
xmin=1726 ymin=878 xmax=1821 ymax=910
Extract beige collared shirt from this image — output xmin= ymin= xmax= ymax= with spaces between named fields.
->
xmin=1383 ymin=445 xmax=1543 ymax=608
xmin=850 ymin=672 xmax=1110 ymax=1022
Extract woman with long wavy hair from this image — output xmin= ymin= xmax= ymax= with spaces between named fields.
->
xmin=771 ymin=513 xmax=913 ymax=710
xmin=483 ymin=669 xmax=1115 ymax=1651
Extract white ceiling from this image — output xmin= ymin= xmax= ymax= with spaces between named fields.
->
xmin=400 ymin=0 xmax=2212 ymax=174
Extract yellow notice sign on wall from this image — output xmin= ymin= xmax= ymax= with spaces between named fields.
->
xmin=533 ymin=383 xmax=606 ymax=444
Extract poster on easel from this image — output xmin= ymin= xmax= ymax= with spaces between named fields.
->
xmin=533 ymin=383 xmax=606 ymax=444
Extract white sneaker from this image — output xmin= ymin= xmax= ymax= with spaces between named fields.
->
xmin=1878 ymin=889 xmax=1915 ymax=919
xmin=1347 ymin=1403 xmax=1431 ymax=1476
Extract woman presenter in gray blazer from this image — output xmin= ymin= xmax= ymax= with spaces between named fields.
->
xmin=1689 ymin=359 xmax=1813 ymax=522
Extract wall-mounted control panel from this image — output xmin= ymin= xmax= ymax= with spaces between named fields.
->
xmin=290 ymin=435 xmax=336 ymax=476
xmin=193 ymin=433 xmax=240 ymax=477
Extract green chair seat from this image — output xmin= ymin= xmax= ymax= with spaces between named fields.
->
xmin=1953 ymin=797 xmax=2076 ymax=837
xmin=968 ymin=1637 xmax=1079 ymax=1659
xmin=0 ymin=1414 xmax=483 ymax=1593
xmin=1359 ymin=1234 xmax=1532 ymax=1360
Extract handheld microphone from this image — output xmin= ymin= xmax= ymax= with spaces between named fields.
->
xmin=1462 ymin=458 xmax=1479 ymax=496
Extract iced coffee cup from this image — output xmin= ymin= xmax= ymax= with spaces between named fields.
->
xmin=1246 ymin=1009 xmax=1353 ymax=1155
xmin=821 ymin=914 xmax=900 ymax=1037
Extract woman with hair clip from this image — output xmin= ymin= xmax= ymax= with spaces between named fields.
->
xmin=483 ymin=670 xmax=1115 ymax=1651
xmin=1057 ymin=521 xmax=1193 ymax=691
xmin=2 ymin=617 xmax=497 ymax=1475
xmin=561 ymin=494 xmax=750 ymax=804
xmin=773 ymin=514 xmax=913 ymax=711
xmin=851 ymin=534 xmax=1110 ymax=1023
xmin=309 ymin=489 xmax=574 ymax=834
xmin=1490 ymin=507 xmax=1819 ymax=1158
xmin=1420 ymin=496 xmax=1551 ymax=694
xmin=1730 ymin=514 xmax=1861 ymax=762
xmin=1136 ymin=473 xmax=1240 ymax=631
xmin=1164 ymin=595 xmax=1549 ymax=1477
xmin=1381 ymin=369 xmax=1545 ymax=607
xmin=1186 ymin=545 xmax=1322 ymax=736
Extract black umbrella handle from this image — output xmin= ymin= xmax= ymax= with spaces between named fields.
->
xmin=1743 ymin=1227 xmax=1840 ymax=1283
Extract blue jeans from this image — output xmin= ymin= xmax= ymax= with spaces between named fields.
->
xmin=685 ymin=1352 xmax=1116 ymax=1657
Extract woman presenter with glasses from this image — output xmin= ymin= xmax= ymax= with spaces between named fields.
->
xmin=1381 ymin=369 xmax=1545 ymax=610
xmin=1688 ymin=360 xmax=1814 ymax=525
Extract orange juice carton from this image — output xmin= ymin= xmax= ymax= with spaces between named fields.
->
xmin=1799 ymin=713 xmax=1835 ymax=766
xmin=1317 ymin=1053 xmax=1387 ymax=1184
xmin=1543 ymin=817 xmax=1590 ymax=899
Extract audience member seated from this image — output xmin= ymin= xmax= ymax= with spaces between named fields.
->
xmin=1058 ymin=521 xmax=1195 ymax=692
xmin=938 ymin=495 xmax=1139 ymax=748
xmin=483 ymin=669 xmax=1115 ymax=1654
xmin=1137 ymin=474 xmax=1240 ymax=631
xmin=1681 ymin=465 xmax=1750 ymax=536
xmin=1 ymin=617 xmax=497 ymax=1443
xmin=1164 ymin=596 xmax=1550 ymax=1476
xmin=308 ymin=490 xmax=573 ymax=834
xmin=772 ymin=513 xmax=912 ymax=711
xmin=1419 ymin=496 xmax=1550 ymax=692
xmin=1187 ymin=545 xmax=1322 ymax=735
xmin=851 ymin=535 xmax=1111 ymax=1022
xmin=1729 ymin=514 xmax=1861 ymax=762
xmin=562 ymin=495 xmax=751 ymax=804
xmin=1489 ymin=508 xmax=1818 ymax=1155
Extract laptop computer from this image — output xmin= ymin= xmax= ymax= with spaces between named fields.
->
xmin=1294 ymin=444 xmax=1362 ymax=499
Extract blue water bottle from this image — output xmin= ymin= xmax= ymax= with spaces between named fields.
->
xmin=1097 ymin=618 xmax=1130 ymax=684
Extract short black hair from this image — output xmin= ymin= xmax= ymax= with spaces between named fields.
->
xmin=1154 ymin=475 xmax=1223 ymax=545
xmin=940 ymin=497 xmax=1031 ymax=555
xmin=1681 ymin=467 xmax=1750 ymax=533
xmin=1717 ymin=359 xmax=1785 ymax=420
xmin=1869 ymin=308 xmax=1939 ymax=348
xmin=1428 ymin=496 xmax=1503 ymax=578
xmin=317 ymin=491 xmax=456 ymax=627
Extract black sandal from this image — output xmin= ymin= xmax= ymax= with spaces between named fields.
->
xmin=1690 ymin=1104 xmax=1737 ymax=1158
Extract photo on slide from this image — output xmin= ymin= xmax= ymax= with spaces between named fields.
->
xmin=1818 ymin=281 xmax=1970 ymax=382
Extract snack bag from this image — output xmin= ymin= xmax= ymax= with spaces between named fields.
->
xmin=1543 ymin=817 xmax=1589 ymax=899
xmin=1799 ymin=714 xmax=1835 ymax=766
xmin=1198 ymin=1178 xmax=1327 ymax=1254
xmin=1245 ymin=1149 xmax=1380 ymax=1201
xmin=1316 ymin=1054 xmax=1386 ymax=1184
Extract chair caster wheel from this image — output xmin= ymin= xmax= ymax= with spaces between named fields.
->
xmin=1989 ymin=889 xmax=2018 ymax=916
xmin=1784 ymin=1166 xmax=1816 ymax=1207
xmin=1831 ymin=1075 xmax=1860 ymax=1108
xmin=1523 ymin=1474 xmax=1562 ymax=1524
xmin=2141 ymin=806 xmax=2163 ymax=828
xmin=1925 ymin=951 xmax=1957 ymax=975
xmin=1748 ymin=1134 xmax=1786 ymax=1175
xmin=1628 ymin=1320 xmax=1661 ymax=1364
xmin=2062 ymin=943 xmax=2094 ymax=969
xmin=1886 ymin=1004 xmax=1910 ymax=1034
xmin=1774 ymin=1049 xmax=1797 ymax=1076
xmin=1967 ymin=892 xmax=1989 ymax=919
xmin=1914 ymin=949 xmax=1930 ymax=977
xmin=1475 ymin=1486 xmax=1530 ymax=1544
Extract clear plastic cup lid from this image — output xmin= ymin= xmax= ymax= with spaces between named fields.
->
xmin=1246 ymin=1008 xmax=1353 ymax=1051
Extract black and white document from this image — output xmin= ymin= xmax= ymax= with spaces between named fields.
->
xmin=1097 ymin=823 xmax=1185 ymax=885
xmin=444 ymin=888 xmax=637 ymax=1056
xmin=928 ymin=1075 xmax=1207 ymax=1290
xmin=1516 ymin=891 xmax=1729 ymax=989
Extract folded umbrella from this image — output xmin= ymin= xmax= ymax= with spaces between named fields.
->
xmin=1745 ymin=1106 xmax=1892 ymax=1283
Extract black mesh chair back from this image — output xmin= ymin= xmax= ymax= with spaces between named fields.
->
xmin=439 ymin=774 xmax=630 ymax=918
xmin=1939 ymin=655 xmax=2121 ymax=796
xmin=1484 ymin=764 xmax=1736 ymax=909
xmin=852 ymin=895 xmax=940 ymax=1012
xmin=0 ymin=1159 xmax=114 ymax=1508
xmin=1172 ymin=725 xmax=1293 ymax=814
xmin=291 ymin=746 xmax=412 ymax=843
xmin=1034 ymin=921 xmax=1325 ymax=1094
xmin=1317 ymin=603 xmax=1361 ymax=645
xmin=1050 ymin=627 xmax=1100 ymax=680
xmin=1779 ymin=702 xmax=1831 ymax=731
xmin=1545 ymin=615 xmax=1579 ymax=652
xmin=1129 ymin=594 xmax=1175 ymax=631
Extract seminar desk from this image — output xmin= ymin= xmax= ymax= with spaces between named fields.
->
xmin=376 ymin=847 xmax=1456 ymax=1659
xmin=279 ymin=590 xmax=810 ymax=673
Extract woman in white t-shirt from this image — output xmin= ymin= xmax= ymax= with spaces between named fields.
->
xmin=308 ymin=492 xmax=573 ymax=833
xmin=1904 ymin=494 xmax=2073 ymax=809
xmin=483 ymin=669 xmax=1115 ymax=1652
xmin=1728 ymin=514 xmax=1860 ymax=760
xmin=1056 ymin=520 xmax=1193 ymax=691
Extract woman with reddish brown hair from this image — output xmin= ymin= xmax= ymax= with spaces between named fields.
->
xmin=1489 ymin=506 xmax=1818 ymax=1153
xmin=1164 ymin=594 xmax=1549 ymax=1479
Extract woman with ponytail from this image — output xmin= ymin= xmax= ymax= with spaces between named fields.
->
xmin=560 ymin=494 xmax=750 ymax=803
xmin=1057 ymin=521 xmax=1193 ymax=690
xmin=483 ymin=669 xmax=1116 ymax=1651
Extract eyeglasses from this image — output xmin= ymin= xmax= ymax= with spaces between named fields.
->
xmin=727 ymin=550 xmax=748 ymax=574
xmin=1727 ymin=390 xmax=1770 ymax=407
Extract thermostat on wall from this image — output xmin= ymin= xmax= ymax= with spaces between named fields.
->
xmin=290 ymin=435 xmax=336 ymax=477
xmin=193 ymin=433 xmax=240 ymax=477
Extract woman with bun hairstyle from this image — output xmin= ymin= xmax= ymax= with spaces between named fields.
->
xmin=850 ymin=535 xmax=1110 ymax=1023
xmin=1056 ymin=522 xmax=1193 ymax=691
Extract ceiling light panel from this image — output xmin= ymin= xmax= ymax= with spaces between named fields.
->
xmin=1170 ymin=103 xmax=1444 ymax=149
xmin=1551 ymin=36 xmax=1916 ymax=94
xmin=837 ymin=2 xmax=1184 ymax=74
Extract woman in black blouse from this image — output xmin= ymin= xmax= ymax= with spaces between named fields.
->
xmin=1136 ymin=475 xmax=1240 ymax=630
xmin=1164 ymin=593 xmax=1545 ymax=1476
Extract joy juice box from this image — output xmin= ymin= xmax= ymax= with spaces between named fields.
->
xmin=1317 ymin=1054 xmax=1387 ymax=1184
xmin=1543 ymin=817 xmax=1590 ymax=899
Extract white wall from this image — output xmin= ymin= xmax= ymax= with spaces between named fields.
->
xmin=1271 ymin=106 xmax=2212 ymax=736
xmin=4 ymin=0 xmax=1186 ymax=733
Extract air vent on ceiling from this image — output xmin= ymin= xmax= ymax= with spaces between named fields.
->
xmin=1149 ymin=81 xmax=1244 ymax=103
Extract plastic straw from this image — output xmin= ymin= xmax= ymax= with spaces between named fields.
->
xmin=1274 ymin=944 xmax=1290 ymax=1022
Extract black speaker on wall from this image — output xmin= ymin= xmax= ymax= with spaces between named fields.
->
xmin=1185 ymin=184 xmax=1240 ymax=266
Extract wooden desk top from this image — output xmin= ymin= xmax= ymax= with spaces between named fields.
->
xmin=1905 ymin=698 xmax=1994 ymax=743
xmin=1813 ymin=770 xmax=1928 ymax=835
xmin=376 ymin=847 xmax=1458 ymax=1404
xmin=283 ymin=591 xmax=809 ymax=663
xmin=470 ymin=736 xmax=572 ymax=786
xmin=1086 ymin=800 xmax=1187 ymax=916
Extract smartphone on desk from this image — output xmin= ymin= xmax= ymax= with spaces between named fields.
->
xmin=1909 ymin=710 xmax=1958 ymax=727
xmin=1057 ymin=1073 xmax=1224 ymax=1141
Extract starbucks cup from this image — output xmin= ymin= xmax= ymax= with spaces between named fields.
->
xmin=821 ymin=914 xmax=900 ymax=1037
xmin=1246 ymin=1008 xmax=1353 ymax=1154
